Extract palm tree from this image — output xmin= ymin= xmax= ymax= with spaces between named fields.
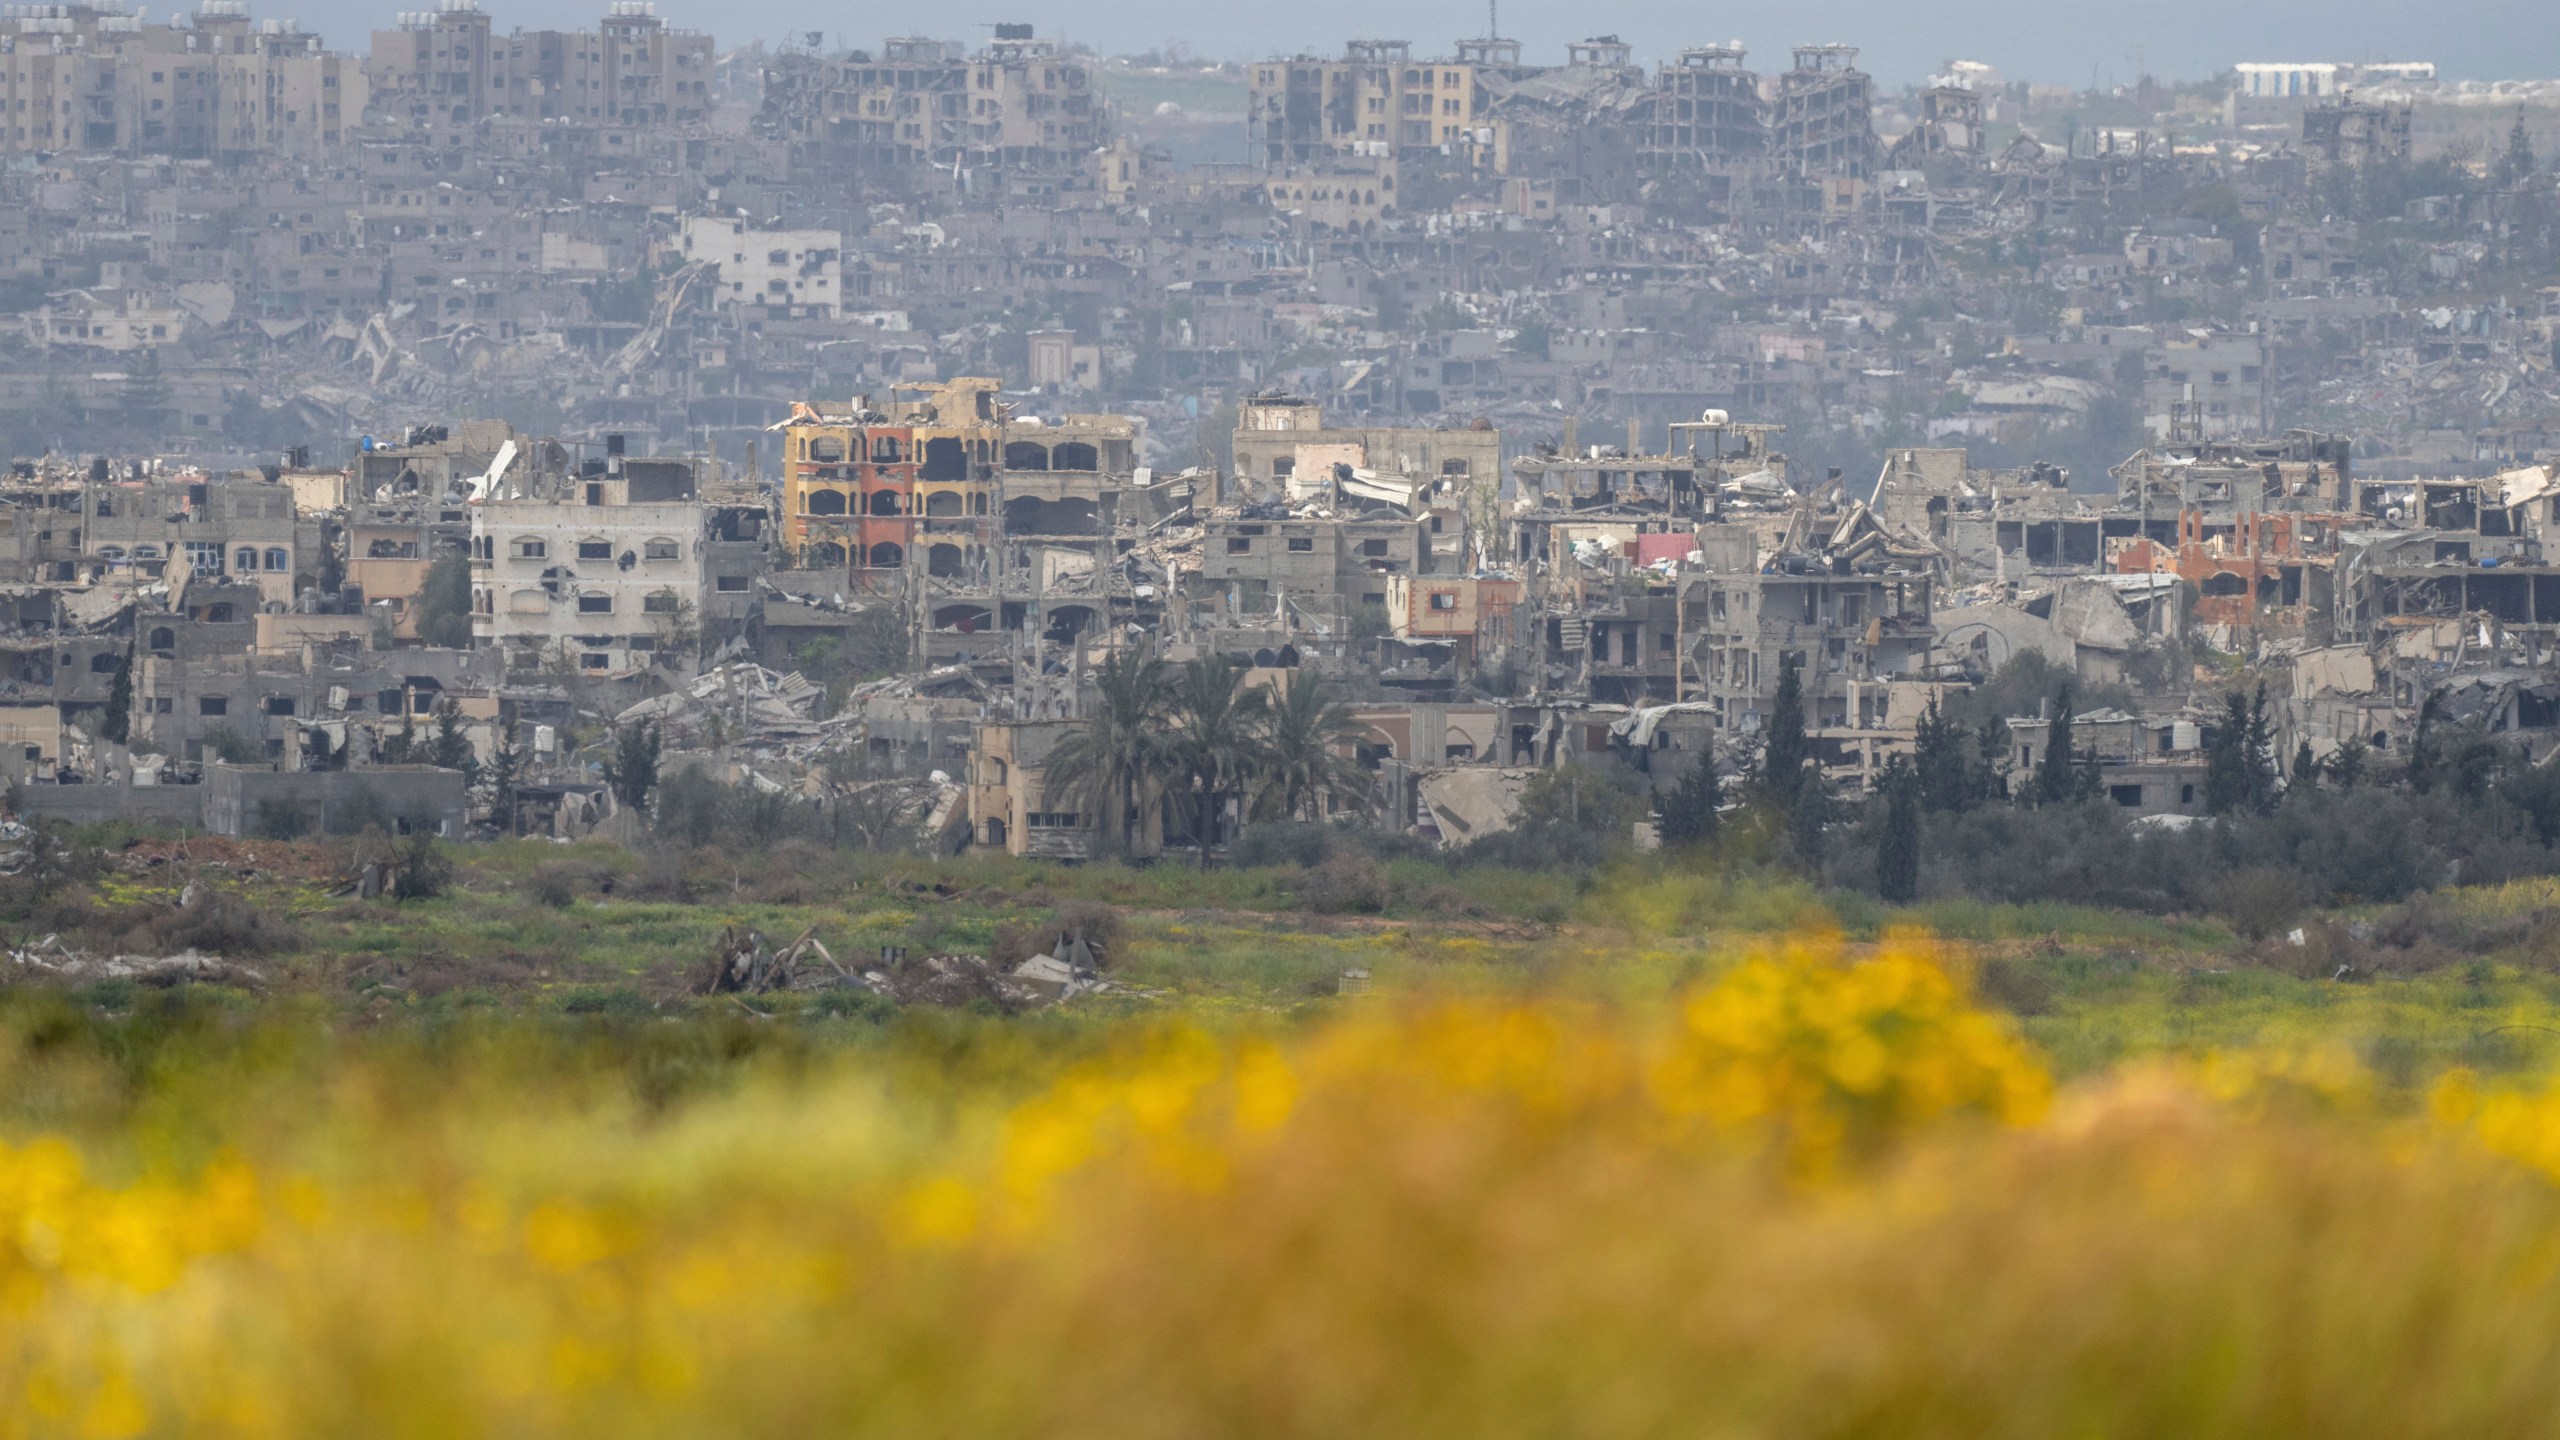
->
xmin=1166 ymin=655 xmax=1270 ymax=867
xmin=1041 ymin=646 xmax=1174 ymax=856
xmin=1254 ymin=670 xmax=1371 ymax=822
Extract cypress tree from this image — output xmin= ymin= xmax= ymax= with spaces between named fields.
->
xmin=1656 ymin=750 xmax=1722 ymax=849
xmin=2204 ymin=690 xmax=2252 ymax=814
xmin=1759 ymin=655 xmax=1824 ymax=868
xmin=1759 ymin=654 xmax=1808 ymax=793
xmin=2410 ymin=687 xmax=2446 ymax=794
xmin=2498 ymin=105 xmax=2538 ymax=187
xmin=603 ymin=721 xmax=661 ymax=812
xmin=1975 ymin=717 xmax=2008 ymax=804
xmin=486 ymin=731 xmax=521 ymax=833
xmin=1913 ymin=697 xmax=1971 ymax=813
xmin=430 ymin=698 xmax=480 ymax=789
xmin=2243 ymin=683 xmax=2279 ymax=813
xmin=1876 ymin=757 xmax=1920 ymax=903
xmin=2033 ymin=683 xmax=2078 ymax=806
xmin=101 ymin=644 xmax=133 ymax=746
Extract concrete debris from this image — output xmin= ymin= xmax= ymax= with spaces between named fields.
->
xmin=855 ymin=952 xmax=1052 ymax=1012
xmin=5 ymin=935 xmax=266 ymax=988
xmin=694 ymin=923 xmax=845 ymax=995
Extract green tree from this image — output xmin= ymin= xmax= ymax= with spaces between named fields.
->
xmin=1758 ymin=654 xmax=1809 ymax=794
xmin=602 ymin=720 xmax=661 ymax=813
xmin=379 ymin=708 xmax=420 ymax=765
xmin=392 ymin=827 xmax=448 ymax=900
xmin=2291 ymin=740 xmax=2319 ymax=793
xmin=2409 ymin=687 xmax=2448 ymax=794
xmin=202 ymin=724 xmax=259 ymax=765
xmin=485 ymin=728 xmax=520 ymax=832
xmin=1511 ymin=764 xmax=1650 ymax=858
xmin=415 ymin=551 xmax=474 ymax=650
xmin=1043 ymin=646 xmax=1176 ymax=856
xmin=2204 ymin=690 xmax=2251 ymax=814
xmin=120 ymin=351 xmax=172 ymax=438
xmin=2498 ymin=106 xmax=2538 ymax=188
xmin=429 ymin=698 xmax=480 ymax=789
xmin=100 ymin=644 xmax=133 ymax=746
xmin=1252 ymin=671 xmax=1370 ymax=822
xmin=1166 ymin=655 xmax=1271 ymax=868
xmin=1754 ymin=654 xmax=1828 ymax=863
xmin=1876 ymin=756 xmax=1921 ymax=903
xmin=1975 ymin=718 xmax=2009 ymax=804
xmin=2242 ymin=684 xmax=2278 ymax=811
xmin=1656 ymin=749 xmax=1723 ymax=849
xmin=1912 ymin=698 xmax=1973 ymax=813
xmin=2031 ymin=684 xmax=2079 ymax=807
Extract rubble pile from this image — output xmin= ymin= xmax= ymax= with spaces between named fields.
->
xmin=4 ymin=935 xmax=266 ymax=989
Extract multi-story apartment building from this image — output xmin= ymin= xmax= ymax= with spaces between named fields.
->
xmin=1770 ymin=44 xmax=1875 ymax=179
xmin=960 ymin=29 xmax=1097 ymax=172
xmin=369 ymin=0 xmax=708 ymax=135
xmin=0 ymin=0 xmax=357 ymax=159
xmin=1643 ymin=44 xmax=1765 ymax=173
xmin=197 ymin=2 xmax=363 ymax=161
xmin=755 ymin=37 xmax=965 ymax=171
xmin=469 ymin=449 xmax=706 ymax=674
xmin=365 ymin=0 xmax=490 ymax=133
xmin=780 ymin=377 xmax=1002 ymax=580
xmin=756 ymin=28 xmax=1093 ymax=182
xmin=83 ymin=472 xmax=301 ymax=605
xmin=1229 ymin=396 xmax=1502 ymax=559
xmin=1248 ymin=38 xmax=1492 ymax=166
xmin=678 ymin=216 xmax=841 ymax=318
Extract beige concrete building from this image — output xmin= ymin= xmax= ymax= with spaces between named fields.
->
xmin=969 ymin=718 xmax=1162 ymax=860
xmin=470 ymin=454 xmax=706 ymax=675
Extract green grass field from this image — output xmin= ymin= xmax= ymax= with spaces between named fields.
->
xmin=21 ymin=834 xmax=2560 ymax=1093
xmin=17 ymin=837 xmax=2560 ymax=1431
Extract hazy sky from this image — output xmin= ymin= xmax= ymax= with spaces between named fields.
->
xmin=284 ymin=0 xmax=2551 ymax=89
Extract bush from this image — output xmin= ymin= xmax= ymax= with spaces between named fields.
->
xmin=123 ymin=886 xmax=300 ymax=959
xmin=652 ymin=767 xmax=827 ymax=852
xmin=2202 ymin=866 xmax=2311 ymax=942
xmin=1230 ymin=820 xmax=1334 ymax=870
xmin=251 ymin=800 xmax=312 ymax=841
xmin=393 ymin=831 xmax=449 ymax=901
xmin=528 ymin=862 xmax=593 ymax=909
xmin=1298 ymin=851 xmax=1392 ymax=914
xmin=627 ymin=848 xmax=697 ymax=904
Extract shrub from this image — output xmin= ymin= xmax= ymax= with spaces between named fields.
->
xmin=124 ymin=886 xmax=300 ymax=959
xmin=2202 ymin=866 xmax=2311 ymax=942
xmin=528 ymin=862 xmax=590 ymax=909
xmin=1298 ymin=851 xmax=1391 ymax=915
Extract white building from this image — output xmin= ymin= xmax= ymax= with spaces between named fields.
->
xmin=469 ymin=459 xmax=706 ymax=675
xmin=2230 ymin=60 xmax=2435 ymax=128
xmin=2236 ymin=62 xmax=2344 ymax=102
xmin=25 ymin=293 xmax=190 ymax=351
xmin=678 ymin=216 xmax=842 ymax=318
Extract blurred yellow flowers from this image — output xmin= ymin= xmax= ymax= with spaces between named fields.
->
xmin=7 ymin=934 xmax=2560 ymax=1435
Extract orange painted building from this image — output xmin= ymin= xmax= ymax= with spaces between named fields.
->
xmin=2113 ymin=508 xmax=2347 ymax=625
xmin=780 ymin=378 xmax=1003 ymax=581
